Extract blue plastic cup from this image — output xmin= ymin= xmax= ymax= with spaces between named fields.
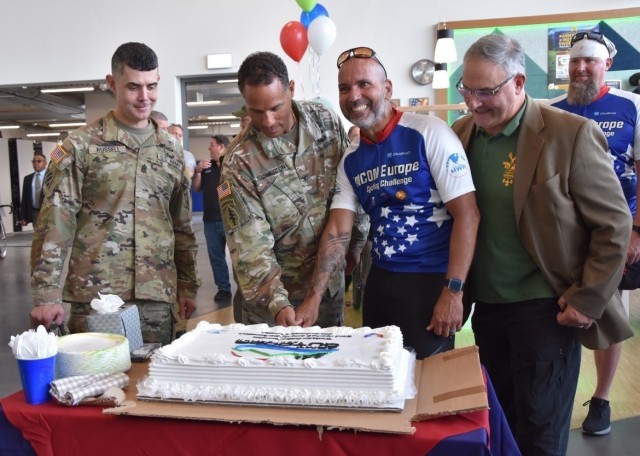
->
xmin=16 ymin=356 xmax=56 ymax=405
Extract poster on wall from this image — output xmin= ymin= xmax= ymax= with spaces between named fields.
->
xmin=547 ymin=24 xmax=598 ymax=90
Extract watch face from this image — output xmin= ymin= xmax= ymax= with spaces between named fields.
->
xmin=447 ymin=278 xmax=464 ymax=292
xmin=411 ymin=59 xmax=435 ymax=85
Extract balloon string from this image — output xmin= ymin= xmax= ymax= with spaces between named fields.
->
xmin=309 ymin=49 xmax=321 ymax=99
xmin=297 ymin=61 xmax=306 ymax=101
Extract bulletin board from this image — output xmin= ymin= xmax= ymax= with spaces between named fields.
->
xmin=437 ymin=8 xmax=640 ymax=124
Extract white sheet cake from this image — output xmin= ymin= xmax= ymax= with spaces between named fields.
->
xmin=136 ymin=322 xmax=415 ymax=410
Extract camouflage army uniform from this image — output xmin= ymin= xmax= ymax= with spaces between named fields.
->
xmin=31 ymin=111 xmax=200 ymax=345
xmin=220 ymin=100 xmax=367 ymax=326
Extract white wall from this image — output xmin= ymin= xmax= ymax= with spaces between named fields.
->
xmin=0 ymin=0 xmax=634 ymax=126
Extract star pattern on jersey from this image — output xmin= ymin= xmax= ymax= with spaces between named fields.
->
xmin=371 ymin=188 xmax=450 ymax=260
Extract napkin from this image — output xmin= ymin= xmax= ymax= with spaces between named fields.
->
xmin=49 ymin=372 xmax=129 ymax=406
xmin=90 ymin=293 xmax=125 ymax=314
xmin=8 ymin=325 xmax=58 ymax=360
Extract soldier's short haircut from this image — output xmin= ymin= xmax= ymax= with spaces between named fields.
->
xmin=237 ymin=52 xmax=289 ymax=94
xmin=112 ymin=42 xmax=158 ymax=75
xmin=212 ymin=134 xmax=230 ymax=147
xmin=169 ymin=123 xmax=184 ymax=131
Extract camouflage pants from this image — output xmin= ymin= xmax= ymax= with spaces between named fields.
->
xmin=68 ymin=300 xmax=176 ymax=346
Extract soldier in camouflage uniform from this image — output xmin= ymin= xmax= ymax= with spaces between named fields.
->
xmin=29 ymin=42 xmax=200 ymax=346
xmin=220 ymin=51 xmax=368 ymax=327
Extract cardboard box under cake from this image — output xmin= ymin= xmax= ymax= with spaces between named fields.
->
xmin=104 ymin=345 xmax=487 ymax=434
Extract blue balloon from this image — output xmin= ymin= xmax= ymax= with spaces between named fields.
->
xmin=300 ymin=3 xmax=329 ymax=29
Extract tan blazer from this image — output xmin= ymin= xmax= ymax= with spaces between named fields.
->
xmin=453 ymin=96 xmax=634 ymax=349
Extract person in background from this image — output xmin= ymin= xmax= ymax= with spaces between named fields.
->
xmin=551 ymin=31 xmax=640 ymax=436
xmin=452 ymin=34 xmax=633 ymax=455
xmin=219 ymin=51 xmax=368 ymax=327
xmin=192 ymin=134 xmax=233 ymax=304
xmin=149 ymin=110 xmax=169 ymax=129
xmin=29 ymin=42 xmax=200 ymax=346
xmin=150 ymin=112 xmax=196 ymax=179
xmin=167 ymin=123 xmax=197 ymax=178
xmin=20 ymin=152 xmax=47 ymax=230
xmin=301 ymin=47 xmax=479 ymax=359
xmin=232 ymin=105 xmax=252 ymax=131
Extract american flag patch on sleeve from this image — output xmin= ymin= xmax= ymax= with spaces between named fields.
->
xmin=50 ymin=145 xmax=68 ymax=164
xmin=217 ymin=181 xmax=232 ymax=199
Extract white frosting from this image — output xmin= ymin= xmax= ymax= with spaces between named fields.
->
xmin=137 ymin=323 xmax=414 ymax=409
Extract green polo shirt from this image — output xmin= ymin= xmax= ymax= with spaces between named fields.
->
xmin=468 ymin=101 xmax=556 ymax=303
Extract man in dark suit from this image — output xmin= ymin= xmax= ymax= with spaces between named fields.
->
xmin=451 ymin=34 xmax=633 ymax=456
xmin=20 ymin=152 xmax=47 ymax=229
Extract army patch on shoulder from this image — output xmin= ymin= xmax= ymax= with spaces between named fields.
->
xmin=220 ymin=198 xmax=240 ymax=230
xmin=217 ymin=181 xmax=232 ymax=200
xmin=50 ymin=145 xmax=74 ymax=170
xmin=50 ymin=145 xmax=68 ymax=164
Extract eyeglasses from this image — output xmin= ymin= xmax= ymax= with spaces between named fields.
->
xmin=32 ymin=159 xmax=45 ymax=163
xmin=336 ymin=47 xmax=387 ymax=78
xmin=456 ymin=75 xmax=515 ymax=102
xmin=570 ymin=31 xmax=606 ymax=48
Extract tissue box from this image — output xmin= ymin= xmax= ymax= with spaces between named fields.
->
xmin=86 ymin=305 xmax=143 ymax=352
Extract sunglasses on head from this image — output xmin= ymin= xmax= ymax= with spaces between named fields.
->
xmin=570 ymin=31 xmax=606 ymax=48
xmin=336 ymin=47 xmax=387 ymax=78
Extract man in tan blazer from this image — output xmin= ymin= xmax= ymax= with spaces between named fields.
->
xmin=451 ymin=34 xmax=633 ymax=456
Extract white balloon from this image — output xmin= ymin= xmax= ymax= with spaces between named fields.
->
xmin=307 ymin=16 xmax=336 ymax=56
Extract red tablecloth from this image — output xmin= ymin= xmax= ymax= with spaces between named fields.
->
xmin=0 ymin=369 xmax=520 ymax=456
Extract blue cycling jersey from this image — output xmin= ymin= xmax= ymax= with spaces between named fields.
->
xmin=332 ymin=111 xmax=475 ymax=273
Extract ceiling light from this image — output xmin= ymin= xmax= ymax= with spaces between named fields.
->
xmin=217 ymin=79 xmax=238 ymax=84
xmin=41 ymin=87 xmax=95 ymax=94
xmin=0 ymin=125 xmax=20 ymax=130
xmin=229 ymin=123 xmax=241 ymax=128
xmin=187 ymin=125 xmax=209 ymax=130
xmin=207 ymin=115 xmax=237 ymax=120
xmin=432 ymin=63 xmax=450 ymax=89
xmin=186 ymin=100 xmax=221 ymax=106
xmin=434 ymin=26 xmax=457 ymax=63
xmin=27 ymin=132 xmax=61 ymax=137
xmin=49 ymin=122 xmax=86 ymax=128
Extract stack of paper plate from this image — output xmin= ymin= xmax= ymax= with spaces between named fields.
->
xmin=56 ymin=333 xmax=131 ymax=379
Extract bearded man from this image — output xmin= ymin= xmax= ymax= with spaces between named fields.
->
xmin=552 ymin=31 xmax=640 ymax=436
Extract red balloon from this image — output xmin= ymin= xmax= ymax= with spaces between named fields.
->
xmin=280 ymin=21 xmax=308 ymax=62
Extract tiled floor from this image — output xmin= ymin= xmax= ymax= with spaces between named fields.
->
xmin=1 ymin=214 xmax=638 ymax=455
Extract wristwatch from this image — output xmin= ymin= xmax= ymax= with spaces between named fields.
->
xmin=445 ymin=277 xmax=464 ymax=293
